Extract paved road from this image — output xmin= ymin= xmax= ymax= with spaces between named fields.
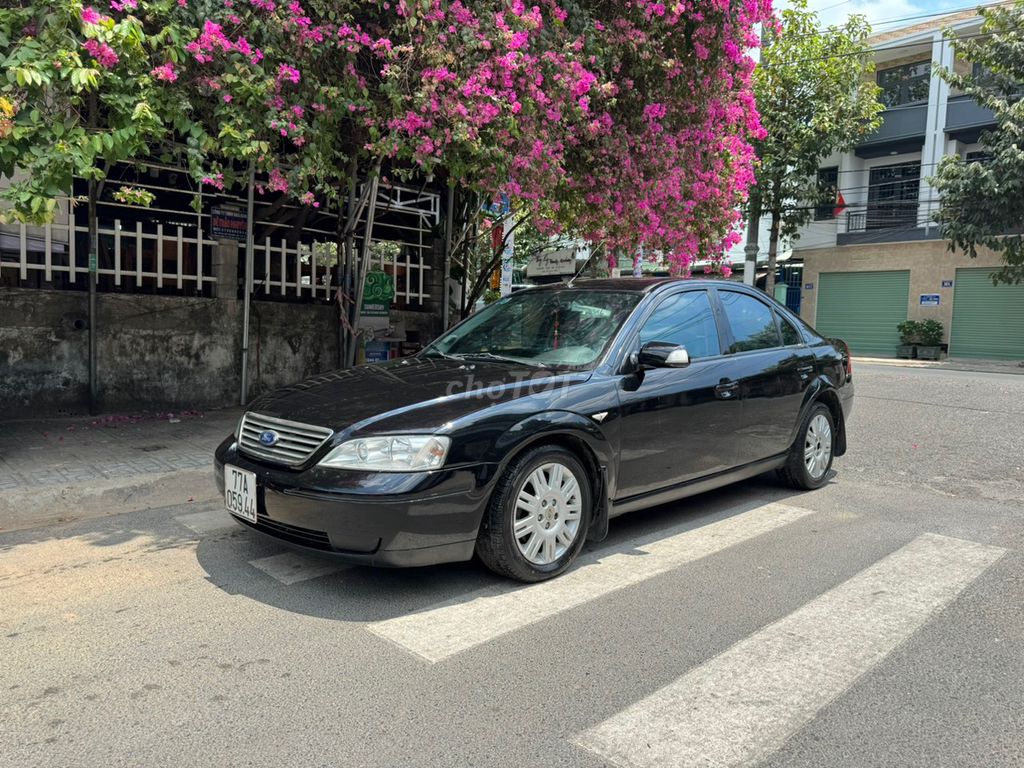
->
xmin=2 ymin=364 xmax=1022 ymax=768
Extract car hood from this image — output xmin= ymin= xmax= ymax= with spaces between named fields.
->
xmin=246 ymin=357 xmax=589 ymax=434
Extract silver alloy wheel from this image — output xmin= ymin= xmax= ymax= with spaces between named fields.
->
xmin=804 ymin=413 xmax=833 ymax=479
xmin=512 ymin=461 xmax=583 ymax=566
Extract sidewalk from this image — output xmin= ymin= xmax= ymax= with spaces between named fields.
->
xmin=854 ymin=356 xmax=1024 ymax=375
xmin=0 ymin=407 xmax=240 ymax=533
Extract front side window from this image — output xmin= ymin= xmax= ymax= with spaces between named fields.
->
xmin=638 ymin=291 xmax=720 ymax=359
xmin=423 ymin=289 xmax=641 ymax=369
xmin=877 ymin=61 xmax=931 ymax=107
xmin=719 ymin=291 xmax=781 ymax=353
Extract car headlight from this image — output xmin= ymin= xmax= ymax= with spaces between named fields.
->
xmin=318 ymin=435 xmax=451 ymax=472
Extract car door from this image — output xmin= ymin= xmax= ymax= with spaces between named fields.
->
xmin=614 ymin=289 xmax=743 ymax=500
xmin=714 ymin=289 xmax=816 ymax=466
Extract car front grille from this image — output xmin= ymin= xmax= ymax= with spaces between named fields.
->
xmin=237 ymin=412 xmax=334 ymax=468
xmin=237 ymin=516 xmax=333 ymax=551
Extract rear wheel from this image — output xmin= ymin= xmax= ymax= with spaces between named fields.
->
xmin=475 ymin=446 xmax=592 ymax=582
xmin=778 ymin=402 xmax=835 ymax=490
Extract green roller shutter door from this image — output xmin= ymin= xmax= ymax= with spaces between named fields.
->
xmin=950 ymin=268 xmax=1024 ymax=359
xmin=815 ymin=271 xmax=910 ymax=356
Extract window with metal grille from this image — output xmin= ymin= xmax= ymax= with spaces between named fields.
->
xmin=877 ymin=61 xmax=931 ymax=107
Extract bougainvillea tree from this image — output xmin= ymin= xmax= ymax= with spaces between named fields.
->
xmin=3 ymin=0 xmax=773 ymax=352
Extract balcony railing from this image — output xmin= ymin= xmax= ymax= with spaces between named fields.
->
xmin=845 ymin=201 xmax=922 ymax=232
xmin=838 ymin=199 xmax=943 ymax=245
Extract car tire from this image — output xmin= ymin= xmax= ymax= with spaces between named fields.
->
xmin=778 ymin=402 xmax=836 ymax=490
xmin=475 ymin=445 xmax=592 ymax=582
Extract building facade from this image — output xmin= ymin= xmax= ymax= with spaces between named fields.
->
xmin=791 ymin=5 xmax=1024 ymax=360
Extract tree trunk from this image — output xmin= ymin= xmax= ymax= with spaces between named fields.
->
xmin=346 ymin=160 xmax=382 ymax=367
xmin=336 ymin=156 xmax=357 ymax=368
xmin=87 ymin=91 xmax=99 ymax=415
xmin=765 ymin=209 xmax=781 ymax=298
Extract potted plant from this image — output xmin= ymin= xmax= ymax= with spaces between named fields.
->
xmin=896 ymin=320 xmax=920 ymax=359
xmin=916 ymin=319 xmax=944 ymax=360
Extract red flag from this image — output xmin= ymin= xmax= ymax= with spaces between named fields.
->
xmin=833 ymin=191 xmax=847 ymax=217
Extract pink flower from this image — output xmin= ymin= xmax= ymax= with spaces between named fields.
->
xmin=80 ymin=6 xmax=103 ymax=24
xmin=223 ymin=93 xmax=232 ymax=102
xmin=82 ymin=39 xmax=118 ymax=68
xmin=150 ymin=63 xmax=178 ymax=82
xmin=201 ymin=173 xmax=225 ymax=190
xmin=277 ymin=64 xmax=300 ymax=84
xmin=110 ymin=0 xmax=137 ymax=11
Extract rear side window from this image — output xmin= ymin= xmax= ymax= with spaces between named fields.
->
xmin=719 ymin=291 xmax=781 ymax=353
xmin=778 ymin=313 xmax=802 ymax=346
xmin=639 ymin=291 xmax=720 ymax=359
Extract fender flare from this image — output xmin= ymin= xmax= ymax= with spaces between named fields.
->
xmin=490 ymin=411 xmax=615 ymax=542
xmin=793 ymin=378 xmax=847 ymax=457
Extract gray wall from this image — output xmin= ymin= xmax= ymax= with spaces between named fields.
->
xmin=0 ymin=288 xmax=341 ymax=416
xmin=0 ymin=242 xmax=442 ymax=417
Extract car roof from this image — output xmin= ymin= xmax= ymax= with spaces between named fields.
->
xmin=527 ymin=277 xmax=742 ymax=294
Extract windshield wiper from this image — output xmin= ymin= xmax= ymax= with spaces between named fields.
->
xmin=419 ymin=348 xmax=462 ymax=362
xmin=456 ymin=352 xmax=550 ymax=369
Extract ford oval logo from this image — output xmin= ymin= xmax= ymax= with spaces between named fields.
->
xmin=258 ymin=430 xmax=279 ymax=446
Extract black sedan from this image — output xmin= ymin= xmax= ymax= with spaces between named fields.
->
xmin=215 ymin=278 xmax=853 ymax=581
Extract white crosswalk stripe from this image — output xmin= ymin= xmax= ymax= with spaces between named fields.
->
xmin=575 ymin=532 xmax=1005 ymax=768
xmin=248 ymin=551 xmax=351 ymax=585
xmin=368 ymin=502 xmax=816 ymax=663
xmin=175 ymin=508 xmax=237 ymax=535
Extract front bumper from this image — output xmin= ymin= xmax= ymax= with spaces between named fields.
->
xmin=214 ymin=437 xmax=496 ymax=567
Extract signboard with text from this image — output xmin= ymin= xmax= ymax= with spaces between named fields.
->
xmin=919 ymin=293 xmax=941 ymax=307
xmin=527 ymin=248 xmax=576 ymax=277
xmin=210 ymin=206 xmax=247 ymax=242
xmin=360 ymin=271 xmax=395 ymax=318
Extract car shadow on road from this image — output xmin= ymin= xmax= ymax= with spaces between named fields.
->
xmin=193 ymin=472 xmax=828 ymax=625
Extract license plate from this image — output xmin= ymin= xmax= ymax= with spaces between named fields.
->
xmin=224 ymin=465 xmax=258 ymax=523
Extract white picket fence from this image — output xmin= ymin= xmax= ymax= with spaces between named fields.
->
xmin=245 ymin=236 xmax=432 ymax=305
xmin=0 ymin=219 xmax=218 ymax=291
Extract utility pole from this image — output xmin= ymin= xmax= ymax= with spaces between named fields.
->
xmin=745 ymin=21 xmax=768 ymax=288
xmin=743 ymin=195 xmax=760 ymax=287
xmin=239 ymin=163 xmax=255 ymax=405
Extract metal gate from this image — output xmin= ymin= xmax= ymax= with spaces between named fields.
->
xmin=815 ymin=270 xmax=910 ymax=356
xmin=950 ymin=268 xmax=1024 ymax=359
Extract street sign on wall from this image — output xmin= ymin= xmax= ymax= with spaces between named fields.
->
xmin=361 ymin=271 xmax=395 ymax=318
xmin=920 ymin=293 xmax=941 ymax=307
xmin=526 ymin=248 xmax=576 ymax=277
xmin=210 ymin=206 xmax=247 ymax=241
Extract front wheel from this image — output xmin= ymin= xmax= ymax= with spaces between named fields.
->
xmin=778 ymin=402 xmax=835 ymax=490
xmin=475 ymin=446 xmax=592 ymax=582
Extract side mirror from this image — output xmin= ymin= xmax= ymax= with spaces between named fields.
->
xmin=637 ymin=341 xmax=691 ymax=369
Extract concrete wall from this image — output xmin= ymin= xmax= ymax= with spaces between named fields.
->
xmin=0 ymin=288 xmax=340 ymax=416
xmin=0 ymin=240 xmax=442 ymax=416
xmin=799 ymin=240 xmax=1005 ymax=344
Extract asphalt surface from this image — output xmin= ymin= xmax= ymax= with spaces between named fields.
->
xmin=2 ymin=363 xmax=1022 ymax=768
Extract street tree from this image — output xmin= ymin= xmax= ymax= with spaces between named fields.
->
xmin=4 ymin=0 xmax=774 ymax=362
xmin=752 ymin=0 xmax=882 ymax=296
xmin=934 ymin=0 xmax=1024 ymax=284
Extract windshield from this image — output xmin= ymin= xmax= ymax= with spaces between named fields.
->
xmin=422 ymin=289 xmax=642 ymax=369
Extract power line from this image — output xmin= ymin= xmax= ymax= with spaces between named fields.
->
xmin=763 ymin=28 xmax=1007 ymax=68
xmin=785 ymin=1 xmax=1011 ymax=42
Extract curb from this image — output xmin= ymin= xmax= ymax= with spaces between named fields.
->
xmin=0 ymin=467 xmax=219 ymax=534
xmin=854 ymin=357 xmax=1024 ymax=375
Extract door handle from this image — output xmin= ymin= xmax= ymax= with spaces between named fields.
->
xmin=715 ymin=379 xmax=739 ymax=400
xmin=797 ymin=364 xmax=814 ymax=380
